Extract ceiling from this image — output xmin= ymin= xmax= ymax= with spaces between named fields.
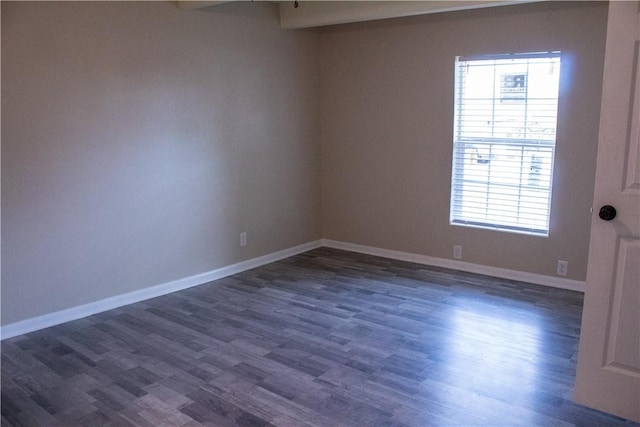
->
xmin=176 ymin=0 xmax=543 ymax=29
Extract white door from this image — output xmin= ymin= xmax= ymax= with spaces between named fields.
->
xmin=574 ymin=1 xmax=640 ymax=422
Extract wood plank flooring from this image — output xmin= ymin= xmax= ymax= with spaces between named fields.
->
xmin=2 ymin=248 xmax=638 ymax=426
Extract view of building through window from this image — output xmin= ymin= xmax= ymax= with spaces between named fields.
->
xmin=450 ymin=52 xmax=561 ymax=235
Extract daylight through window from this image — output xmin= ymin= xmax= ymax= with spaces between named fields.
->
xmin=450 ymin=51 xmax=561 ymax=236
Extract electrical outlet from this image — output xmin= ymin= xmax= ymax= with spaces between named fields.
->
xmin=240 ymin=232 xmax=247 ymax=247
xmin=453 ymin=245 xmax=462 ymax=260
xmin=557 ymin=260 xmax=568 ymax=277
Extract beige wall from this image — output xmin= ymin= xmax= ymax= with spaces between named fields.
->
xmin=1 ymin=1 xmax=321 ymax=325
xmin=2 ymin=1 xmax=608 ymax=327
xmin=319 ymin=1 xmax=608 ymax=281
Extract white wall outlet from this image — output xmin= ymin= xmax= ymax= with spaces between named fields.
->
xmin=453 ymin=245 xmax=462 ymax=260
xmin=240 ymin=232 xmax=247 ymax=247
xmin=557 ymin=260 xmax=568 ymax=277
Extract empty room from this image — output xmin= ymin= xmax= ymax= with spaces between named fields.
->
xmin=2 ymin=0 xmax=639 ymax=426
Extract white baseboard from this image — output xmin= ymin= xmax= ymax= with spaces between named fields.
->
xmin=320 ymin=239 xmax=586 ymax=293
xmin=0 ymin=240 xmax=322 ymax=340
xmin=1 ymin=237 xmax=584 ymax=340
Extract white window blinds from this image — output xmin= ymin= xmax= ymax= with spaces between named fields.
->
xmin=450 ymin=52 xmax=561 ymax=236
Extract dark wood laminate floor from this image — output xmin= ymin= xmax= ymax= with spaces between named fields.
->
xmin=2 ymin=248 xmax=638 ymax=427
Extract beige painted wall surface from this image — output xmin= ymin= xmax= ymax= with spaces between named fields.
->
xmin=319 ymin=1 xmax=608 ymax=281
xmin=1 ymin=1 xmax=321 ymax=325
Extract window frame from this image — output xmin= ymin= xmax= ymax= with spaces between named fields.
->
xmin=449 ymin=51 xmax=562 ymax=237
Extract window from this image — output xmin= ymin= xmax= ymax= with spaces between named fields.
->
xmin=450 ymin=51 xmax=561 ymax=236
